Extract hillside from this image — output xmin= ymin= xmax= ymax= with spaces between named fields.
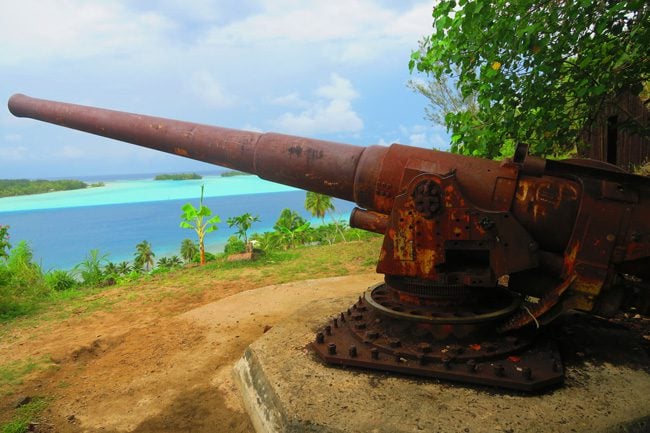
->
xmin=0 ymin=239 xmax=381 ymax=433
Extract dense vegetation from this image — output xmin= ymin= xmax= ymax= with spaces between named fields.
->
xmin=0 ymin=194 xmax=377 ymax=323
xmin=220 ymin=170 xmax=251 ymax=177
xmin=410 ymin=0 xmax=649 ymax=158
xmin=0 ymin=179 xmax=103 ymax=198
xmin=153 ymin=173 xmax=202 ymax=180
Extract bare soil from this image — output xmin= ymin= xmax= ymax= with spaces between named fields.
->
xmin=0 ymin=269 xmax=378 ymax=433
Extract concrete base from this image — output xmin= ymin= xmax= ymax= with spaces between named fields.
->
xmin=234 ymin=291 xmax=650 ymax=433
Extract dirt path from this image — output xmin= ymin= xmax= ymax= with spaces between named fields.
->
xmin=0 ymin=273 xmax=380 ymax=432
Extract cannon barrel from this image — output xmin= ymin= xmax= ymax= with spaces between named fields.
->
xmin=8 ymin=93 xmax=375 ymax=204
xmin=8 ymin=93 xmax=514 ymax=221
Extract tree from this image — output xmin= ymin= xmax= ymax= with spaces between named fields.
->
xmin=227 ymin=213 xmax=260 ymax=246
xmin=273 ymin=208 xmax=310 ymax=250
xmin=0 ymin=225 xmax=10 ymax=260
xmin=134 ymin=240 xmax=155 ymax=272
xmin=116 ymin=261 xmax=132 ymax=275
xmin=304 ymin=192 xmax=346 ymax=242
xmin=180 ymin=185 xmax=220 ymax=265
xmin=410 ymin=0 xmax=650 ymax=158
xmin=180 ymin=238 xmax=199 ymax=263
xmin=407 ymin=65 xmax=479 ymax=131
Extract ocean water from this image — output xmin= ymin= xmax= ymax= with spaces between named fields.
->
xmin=0 ymin=175 xmax=355 ymax=271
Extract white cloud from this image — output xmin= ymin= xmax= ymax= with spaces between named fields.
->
xmin=379 ymin=124 xmax=450 ymax=150
xmin=272 ymin=74 xmax=363 ymax=135
xmin=201 ymin=0 xmax=432 ymax=63
xmin=188 ymin=70 xmax=234 ymax=108
xmin=271 ymin=93 xmax=309 ymax=108
xmin=0 ymin=1 xmax=174 ymax=65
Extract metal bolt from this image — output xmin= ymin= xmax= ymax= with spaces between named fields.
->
xmin=316 ymin=332 xmax=324 ymax=344
xmin=522 ymin=367 xmax=532 ymax=380
xmin=493 ymin=364 xmax=504 ymax=377
xmin=325 ymin=325 xmax=332 ymax=336
xmin=348 ymin=345 xmax=358 ymax=357
xmin=370 ymin=348 xmax=379 ymax=360
xmin=328 ymin=343 xmax=337 ymax=355
xmin=340 ymin=312 xmax=346 ymax=322
xmin=479 ymin=217 xmax=494 ymax=230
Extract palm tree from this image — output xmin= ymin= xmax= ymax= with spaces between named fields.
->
xmin=116 ymin=261 xmax=132 ymax=275
xmin=304 ymin=192 xmax=346 ymax=242
xmin=305 ymin=192 xmax=333 ymax=224
xmin=134 ymin=240 xmax=155 ymax=272
xmin=168 ymin=255 xmax=183 ymax=268
xmin=180 ymin=238 xmax=199 ymax=263
xmin=157 ymin=257 xmax=171 ymax=269
xmin=227 ymin=213 xmax=260 ymax=250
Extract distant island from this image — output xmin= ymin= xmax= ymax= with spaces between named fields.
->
xmin=154 ymin=173 xmax=202 ymax=181
xmin=0 ymin=179 xmax=104 ymax=198
xmin=220 ymin=170 xmax=252 ymax=177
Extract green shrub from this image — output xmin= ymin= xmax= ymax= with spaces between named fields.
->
xmin=45 ymin=270 xmax=77 ymax=291
xmin=224 ymin=236 xmax=246 ymax=255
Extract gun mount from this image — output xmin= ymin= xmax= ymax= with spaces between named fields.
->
xmin=8 ymin=94 xmax=650 ymax=391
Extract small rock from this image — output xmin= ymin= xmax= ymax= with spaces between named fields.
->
xmin=15 ymin=396 xmax=32 ymax=408
xmin=67 ymin=414 xmax=76 ymax=423
xmin=263 ymin=325 xmax=273 ymax=333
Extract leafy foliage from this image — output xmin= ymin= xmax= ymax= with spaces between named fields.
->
xmin=180 ymin=239 xmax=199 ymax=263
xmin=45 ymin=270 xmax=77 ymax=291
xmin=153 ymin=173 xmax=202 ymax=180
xmin=304 ymin=192 xmax=347 ymax=242
xmin=410 ymin=0 xmax=650 ymax=158
xmin=74 ymin=249 xmax=109 ymax=286
xmin=180 ymin=185 xmax=220 ymax=265
xmin=227 ymin=213 xmax=260 ymax=246
xmin=0 ymin=225 xmax=10 ymax=260
xmin=0 ymin=179 xmax=92 ymax=198
xmin=133 ymin=241 xmax=155 ymax=272
xmin=224 ymin=236 xmax=247 ymax=255
xmin=0 ymin=241 xmax=48 ymax=320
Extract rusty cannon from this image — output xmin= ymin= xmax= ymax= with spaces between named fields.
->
xmin=8 ymin=93 xmax=650 ymax=391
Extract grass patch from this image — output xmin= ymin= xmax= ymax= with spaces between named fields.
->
xmin=1 ymin=238 xmax=382 ymax=331
xmin=1 ymin=397 xmax=50 ymax=433
xmin=0 ymin=357 xmax=54 ymax=397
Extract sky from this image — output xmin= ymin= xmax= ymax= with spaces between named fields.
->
xmin=0 ymin=0 xmax=448 ymax=179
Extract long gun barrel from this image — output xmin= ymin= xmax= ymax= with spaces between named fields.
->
xmin=8 ymin=94 xmax=519 ymax=226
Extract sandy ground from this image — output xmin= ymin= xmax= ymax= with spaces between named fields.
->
xmin=0 ymin=273 xmax=380 ymax=433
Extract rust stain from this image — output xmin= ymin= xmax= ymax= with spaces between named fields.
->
xmin=173 ymin=147 xmax=189 ymax=156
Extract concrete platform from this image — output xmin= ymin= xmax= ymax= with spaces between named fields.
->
xmin=234 ymin=287 xmax=650 ymax=433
